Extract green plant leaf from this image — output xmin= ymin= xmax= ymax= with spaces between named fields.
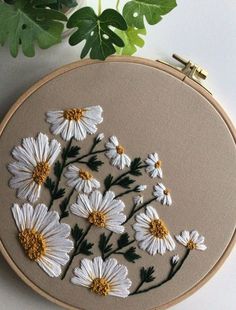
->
xmin=123 ymin=0 xmax=177 ymax=29
xmin=117 ymin=176 xmax=135 ymax=189
xmin=71 ymin=224 xmax=83 ymax=241
xmin=67 ymin=7 xmax=127 ymax=60
xmin=99 ymin=233 xmax=113 ymax=255
xmin=79 ymin=239 xmax=94 ymax=256
xmin=140 ymin=266 xmax=156 ymax=283
xmin=116 ymin=27 xmax=146 ymax=55
xmin=54 ymin=160 xmax=62 ymax=177
xmin=87 ymin=155 xmax=104 ymax=172
xmin=46 ymin=0 xmax=78 ymax=10
xmin=0 ymin=0 xmax=67 ymax=57
xmin=104 ymin=174 xmax=113 ymax=191
xmin=117 ymin=233 xmax=130 ymax=248
xmin=123 ymin=247 xmax=141 ymax=263
xmin=53 ymin=187 xmax=65 ymax=199
xmin=44 ymin=177 xmax=55 ymax=192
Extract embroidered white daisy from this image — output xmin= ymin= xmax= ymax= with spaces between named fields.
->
xmin=70 ymin=190 xmax=126 ymax=233
xmin=105 ymin=136 xmax=131 ymax=170
xmin=8 ymin=133 xmax=61 ymax=203
xmin=153 ymin=183 xmax=172 ymax=206
xmin=46 ymin=106 xmax=103 ymax=141
xmin=175 ymin=230 xmax=207 ymax=251
xmin=11 ymin=203 xmax=73 ymax=277
xmin=64 ymin=165 xmax=100 ymax=194
xmin=133 ymin=206 xmax=175 ymax=256
xmin=145 ymin=153 xmax=163 ymax=178
xmin=71 ymin=256 xmax=132 ymax=298
xmin=171 ymin=254 xmax=180 ymax=265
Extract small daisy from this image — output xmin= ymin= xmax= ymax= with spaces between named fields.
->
xmin=153 ymin=183 xmax=172 ymax=206
xmin=171 ymin=254 xmax=180 ymax=265
xmin=96 ymin=133 xmax=104 ymax=142
xmin=175 ymin=230 xmax=207 ymax=251
xmin=46 ymin=106 xmax=103 ymax=141
xmin=71 ymin=256 xmax=132 ymax=298
xmin=133 ymin=195 xmax=144 ymax=206
xmin=133 ymin=206 xmax=175 ymax=255
xmin=105 ymin=136 xmax=131 ymax=170
xmin=70 ymin=190 xmax=126 ymax=233
xmin=11 ymin=203 xmax=73 ymax=277
xmin=8 ymin=133 xmax=61 ymax=203
xmin=135 ymin=185 xmax=147 ymax=192
xmin=145 ymin=153 xmax=163 ymax=178
xmin=64 ymin=165 xmax=100 ymax=194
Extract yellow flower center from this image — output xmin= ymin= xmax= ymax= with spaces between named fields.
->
xmin=90 ymin=278 xmax=111 ymax=296
xmin=63 ymin=108 xmax=85 ymax=121
xmin=164 ymin=188 xmax=170 ymax=196
xmin=187 ymin=240 xmax=197 ymax=250
xmin=32 ymin=162 xmax=50 ymax=185
xmin=116 ymin=145 xmax=125 ymax=154
xmin=88 ymin=211 xmax=106 ymax=228
xmin=79 ymin=170 xmax=93 ymax=180
xmin=155 ymin=160 xmax=162 ymax=168
xmin=149 ymin=219 xmax=169 ymax=239
xmin=18 ymin=228 xmax=46 ymax=261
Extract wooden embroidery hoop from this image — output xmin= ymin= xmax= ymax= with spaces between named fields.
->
xmin=0 ymin=56 xmax=235 ymax=310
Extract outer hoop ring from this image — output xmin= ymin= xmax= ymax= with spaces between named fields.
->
xmin=0 ymin=56 xmax=235 ymax=310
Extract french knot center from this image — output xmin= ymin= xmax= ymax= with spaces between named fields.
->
xmin=32 ymin=161 xmax=50 ymax=185
xmin=79 ymin=170 xmax=93 ymax=180
xmin=63 ymin=108 xmax=84 ymax=121
xmin=116 ymin=145 xmax=125 ymax=155
xmin=149 ymin=219 xmax=169 ymax=239
xmin=90 ymin=278 xmax=111 ymax=296
xmin=88 ymin=211 xmax=106 ymax=228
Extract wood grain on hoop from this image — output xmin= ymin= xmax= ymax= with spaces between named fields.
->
xmin=0 ymin=56 xmax=235 ymax=310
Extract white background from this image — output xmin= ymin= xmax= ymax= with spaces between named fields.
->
xmin=0 ymin=1 xmax=235 ymax=309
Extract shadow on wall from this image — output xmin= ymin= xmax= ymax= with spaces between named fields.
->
xmin=0 ymin=253 xmax=61 ymax=310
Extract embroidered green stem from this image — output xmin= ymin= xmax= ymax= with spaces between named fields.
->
xmin=59 ymin=186 xmax=76 ymax=221
xmin=104 ymin=239 xmax=135 ymax=260
xmin=65 ymin=149 xmax=106 ymax=167
xmin=129 ymin=249 xmax=190 ymax=296
xmin=61 ymin=224 xmax=92 ymax=280
xmin=114 ymin=187 xmax=138 ymax=199
xmin=124 ymin=197 xmax=156 ymax=224
xmin=48 ymin=137 xmax=73 ymax=210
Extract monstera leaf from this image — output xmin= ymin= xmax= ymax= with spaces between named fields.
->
xmin=116 ymin=27 xmax=146 ymax=55
xmin=45 ymin=0 xmax=78 ymax=10
xmin=123 ymin=0 xmax=177 ymax=28
xmin=67 ymin=7 xmax=127 ymax=60
xmin=0 ymin=0 xmax=67 ymax=57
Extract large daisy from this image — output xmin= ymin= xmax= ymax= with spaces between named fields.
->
xmin=46 ymin=106 xmax=103 ymax=141
xmin=64 ymin=165 xmax=100 ymax=194
xmin=153 ymin=183 xmax=172 ymax=206
xmin=11 ymin=203 xmax=73 ymax=277
xmin=105 ymin=136 xmax=131 ymax=170
xmin=145 ymin=153 xmax=163 ymax=178
xmin=175 ymin=230 xmax=207 ymax=251
xmin=133 ymin=206 xmax=175 ymax=255
xmin=71 ymin=256 xmax=132 ymax=298
xmin=70 ymin=190 xmax=126 ymax=234
xmin=8 ymin=133 xmax=61 ymax=203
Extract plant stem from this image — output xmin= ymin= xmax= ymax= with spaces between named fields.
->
xmin=104 ymin=239 xmax=135 ymax=260
xmin=59 ymin=186 xmax=76 ymax=221
xmin=114 ymin=187 xmax=137 ymax=199
xmin=61 ymin=223 xmax=92 ymax=280
xmin=124 ymin=197 xmax=156 ymax=224
xmin=65 ymin=149 xmax=106 ymax=167
xmin=116 ymin=0 xmax=120 ymax=11
xmin=129 ymin=249 xmax=190 ymax=295
xmin=48 ymin=137 xmax=73 ymax=211
xmin=98 ymin=0 xmax=102 ymax=15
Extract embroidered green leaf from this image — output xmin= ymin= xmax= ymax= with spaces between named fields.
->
xmin=123 ymin=247 xmax=141 ymax=263
xmin=44 ymin=177 xmax=55 ymax=192
xmin=116 ymin=27 xmax=146 ymax=56
xmin=53 ymin=161 xmax=62 ymax=178
xmin=67 ymin=7 xmax=127 ymax=60
xmin=62 ymin=145 xmax=81 ymax=159
xmin=99 ymin=233 xmax=113 ymax=255
xmin=87 ymin=155 xmax=104 ymax=172
xmin=104 ymin=174 xmax=113 ymax=191
xmin=130 ymin=157 xmax=143 ymax=176
xmin=117 ymin=233 xmax=130 ymax=248
xmin=53 ymin=187 xmax=65 ymax=199
xmin=59 ymin=197 xmax=69 ymax=219
xmin=117 ymin=176 xmax=135 ymax=189
xmin=0 ymin=0 xmax=67 ymax=57
xmin=71 ymin=224 xmax=84 ymax=241
xmin=140 ymin=266 xmax=156 ymax=283
xmin=79 ymin=240 xmax=94 ymax=256
xmin=123 ymin=0 xmax=177 ymax=29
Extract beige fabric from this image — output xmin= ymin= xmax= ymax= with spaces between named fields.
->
xmin=0 ymin=60 xmax=235 ymax=310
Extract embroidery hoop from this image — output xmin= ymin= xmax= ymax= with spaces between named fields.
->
xmin=0 ymin=56 xmax=235 ymax=310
